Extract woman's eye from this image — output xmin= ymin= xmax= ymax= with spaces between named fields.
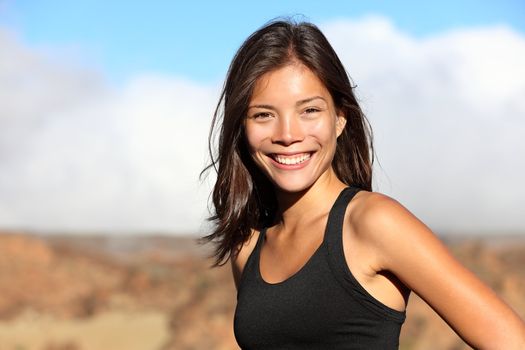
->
xmin=253 ymin=112 xmax=272 ymax=120
xmin=303 ymin=107 xmax=321 ymax=116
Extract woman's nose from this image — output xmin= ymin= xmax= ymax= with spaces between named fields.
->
xmin=271 ymin=115 xmax=304 ymax=146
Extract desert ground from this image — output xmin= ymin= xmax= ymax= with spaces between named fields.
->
xmin=0 ymin=230 xmax=523 ymax=350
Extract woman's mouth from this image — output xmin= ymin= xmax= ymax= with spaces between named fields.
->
xmin=271 ymin=153 xmax=312 ymax=165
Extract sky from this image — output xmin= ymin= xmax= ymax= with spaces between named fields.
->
xmin=0 ymin=1 xmax=524 ymax=235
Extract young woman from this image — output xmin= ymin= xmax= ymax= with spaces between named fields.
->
xmin=201 ymin=20 xmax=525 ymax=349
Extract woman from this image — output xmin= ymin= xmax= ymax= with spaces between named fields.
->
xmin=201 ymin=19 xmax=525 ymax=349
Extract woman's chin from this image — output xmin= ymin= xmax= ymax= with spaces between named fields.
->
xmin=266 ymin=166 xmax=336 ymax=195
xmin=271 ymin=178 xmax=315 ymax=194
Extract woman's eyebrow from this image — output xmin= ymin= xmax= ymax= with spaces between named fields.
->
xmin=248 ymin=96 xmax=326 ymax=110
xmin=247 ymin=104 xmax=276 ymax=110
xmin=296 ymin=96 xmax=326 ymax=106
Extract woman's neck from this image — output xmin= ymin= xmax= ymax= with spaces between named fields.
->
xmin=274 ymin=168 xmax=347 ymax=232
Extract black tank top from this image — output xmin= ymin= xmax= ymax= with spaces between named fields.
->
xmin=234 ymin=187 xmax=406 ymax=349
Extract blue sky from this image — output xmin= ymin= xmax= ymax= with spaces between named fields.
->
xmin=1 ymin=1 xmax=525 ymax=233
xmin=2 ymin=1 xmax=524 ymax=83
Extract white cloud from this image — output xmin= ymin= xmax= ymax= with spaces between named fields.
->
xmin=322 ymin=16 xmax=525 ymax=233
xmin=0 ymin=29 xmax=217 ymax=233
xmin=1 ymin=16 xmax=524 ymax=234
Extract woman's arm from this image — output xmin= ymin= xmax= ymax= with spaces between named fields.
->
xmin=355 ymin=193 xmax=525 ymax=349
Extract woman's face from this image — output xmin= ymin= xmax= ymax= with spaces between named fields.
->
xmin=244 ymin=63 xmax=346 ymax=193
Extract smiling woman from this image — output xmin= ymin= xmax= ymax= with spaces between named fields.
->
xmin=245 ymin=64 xmax=347 ymax=193
xmin=200 ymin=19 xmax=525 ymax=349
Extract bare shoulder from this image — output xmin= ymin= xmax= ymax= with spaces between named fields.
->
xmin=346 ymin=190 xmax=439 ymax=267
xmin=348 ymin=190 xmax=404 ymax=220
xmin=347 ymin=190 xmax=425 ymax=239
xmin=231 ymin=229 xmax=261 ymax=291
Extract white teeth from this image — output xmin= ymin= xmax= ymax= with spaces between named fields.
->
xmin=274 ymin=153 xmax=311 ymax=165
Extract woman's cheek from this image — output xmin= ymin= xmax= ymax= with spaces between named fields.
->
xmin=245 ymin=124 xmax=262 ymax=151
xmin=303 ymin=117 xmax=334 ymax=140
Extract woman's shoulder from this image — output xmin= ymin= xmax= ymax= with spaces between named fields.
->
xmin=348 ymin=190 xmax=407 ymax=226
xmin=346 ymin=190 xmax=426 ymax=246
xmin=230 ymin=229 xmax=261 ymax=290
xmin=346 ymin=189 xmax=445 ymax=274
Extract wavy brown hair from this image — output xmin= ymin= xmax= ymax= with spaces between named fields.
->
xmin=200 ymin=19 xmax=374 ymax=267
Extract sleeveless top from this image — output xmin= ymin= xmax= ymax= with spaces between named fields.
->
xmin=233 ymin=187 xmax=406 ymax=349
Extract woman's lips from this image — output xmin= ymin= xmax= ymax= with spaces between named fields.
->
xmin=269 ymin=152 xmax=313 ymax=169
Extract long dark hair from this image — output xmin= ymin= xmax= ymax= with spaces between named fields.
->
xmin=200 ymin=19 xmax=374 ymax=267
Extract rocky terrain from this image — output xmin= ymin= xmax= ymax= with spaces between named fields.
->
xmin=0 ymin=230 xmax=523 ymax=350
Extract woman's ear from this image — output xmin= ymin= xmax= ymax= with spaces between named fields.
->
xmin=336 ymin=113 xmax=347 ymax=137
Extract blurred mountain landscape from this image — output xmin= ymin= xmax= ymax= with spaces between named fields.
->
xmin=0 ymin=230 xmax=523 ymax=350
